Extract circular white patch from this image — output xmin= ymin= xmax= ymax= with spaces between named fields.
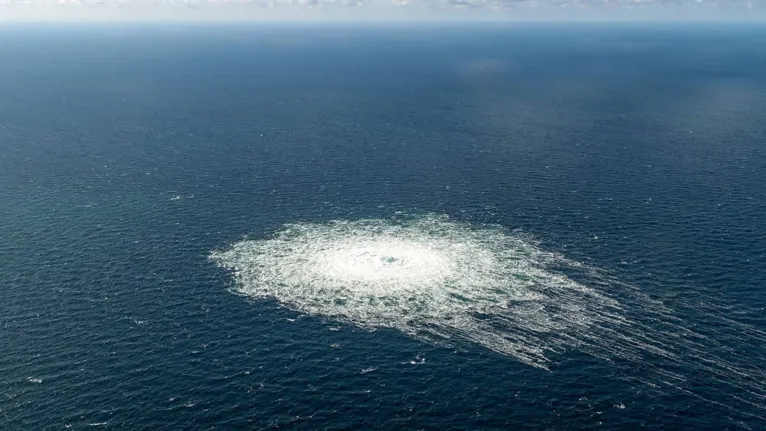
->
xmin=211 ymin=214 xmax=619 ymax=367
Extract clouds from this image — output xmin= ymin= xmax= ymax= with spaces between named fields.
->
xmin=0 ymin=0 xmax=762 ymax=21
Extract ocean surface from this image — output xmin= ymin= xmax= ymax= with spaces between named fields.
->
xmin=1 ymin=23 xmax=766 ymax=430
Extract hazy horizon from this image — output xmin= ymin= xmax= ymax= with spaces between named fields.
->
xmin=1 ymin=0 xmax=764 ymax=22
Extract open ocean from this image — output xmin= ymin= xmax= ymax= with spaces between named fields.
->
xmin=1 ymin=23 xmax=766 ymax=430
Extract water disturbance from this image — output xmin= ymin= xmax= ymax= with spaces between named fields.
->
xmin=211 ymin=214 xmax=766 ymax=420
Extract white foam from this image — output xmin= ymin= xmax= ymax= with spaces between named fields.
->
xmin=210 ymin=214 xmax=619 ymax=368
xmin=211 ymin=213 xmax=766 ymax=419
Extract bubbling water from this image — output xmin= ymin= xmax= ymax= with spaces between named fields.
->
xmin=211 ymin=214 xmax=625 ymax=367
xmin=212 ymin=213 xmax=766 ymax=420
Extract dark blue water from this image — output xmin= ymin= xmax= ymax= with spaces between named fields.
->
xmin=1 ymin=23 xmax=766 ymax=430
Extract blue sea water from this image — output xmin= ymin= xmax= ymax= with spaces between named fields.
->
xmin=1 ymin=23 xmax=766 ymax=430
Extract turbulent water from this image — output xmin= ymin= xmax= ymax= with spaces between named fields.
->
xmin=213 ymin=214 xmax=766 ymax=420
xmin=212 ymin=214 xmax=607 ymax=368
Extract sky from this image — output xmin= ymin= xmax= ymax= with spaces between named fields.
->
xmin=0 ymin=0 xmax=763 ymax=21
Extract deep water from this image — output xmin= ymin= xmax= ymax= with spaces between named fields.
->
xmin=1 ymin=23 xmax=766 ymax=430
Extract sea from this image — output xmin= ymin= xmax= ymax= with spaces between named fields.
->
xmin=1 ymin=22 xmax=765 ymax=430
